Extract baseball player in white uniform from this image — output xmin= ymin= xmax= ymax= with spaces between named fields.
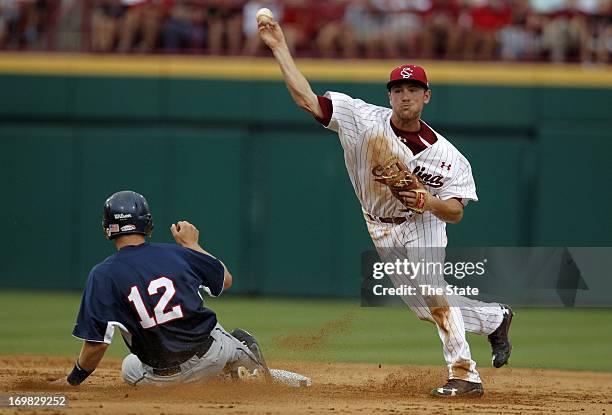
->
xmin=259 ymin=20 xmax=514 ymax=397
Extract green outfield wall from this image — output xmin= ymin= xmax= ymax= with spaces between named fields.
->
xmin=1 ymin=57 xmax=611 ymax=296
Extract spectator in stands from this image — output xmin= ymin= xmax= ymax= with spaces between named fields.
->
xmin=498 ymin=0 xmax=539 ymax=60
xmin=531 ymin=0 xmax=583 ymax=62
xmin=377 ymin=0 xmax=430 ymax=59
xmin=162 ymin=0 xmax=205 ymax=53
xmin=91 ymin=0 xmax=124 ymax=52
xmin=118 ymin=0 xmax=161 ymax=53
xmin=465 ymin=0 xmax=513 ymax=60
xmin=570 ymin=0 xmax=610 ymax=64
xmin=54 ymin=0 xmax=83 ymax=51
xmin=0 ymin=0 xmax=58 ymax=50
xmin=206 ymin=0 xmax=244 ymax=55
xmin=315 ymin=0 xmax=355 ymax=58
xmin=278 ymin=0 xmax=318 ymax=55
xmin=422 ymin=0 xmax=466 ymax=59
xmin=586 ymin=0 xmax=611 ymax=64
xmin=3 ymin=0 xmax=608 ymax=62
xmin=343 ymin=0 xmax=387 ymax=58
xmin=0 ymin=0 xmax=21 ymax=48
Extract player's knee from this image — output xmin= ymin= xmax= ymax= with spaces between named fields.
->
xmin=121 ymin=354 xmax=143 ymax=385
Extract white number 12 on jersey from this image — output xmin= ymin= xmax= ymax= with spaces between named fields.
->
xmin=127 ymin=276 xmax=184 ymax=329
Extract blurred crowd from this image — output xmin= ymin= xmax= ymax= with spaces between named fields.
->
xmin=0 ymin=0 xmax=610 ymax=63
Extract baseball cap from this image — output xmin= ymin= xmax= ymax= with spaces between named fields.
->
xmin=387 ymin=64 xmax=429 ymax=91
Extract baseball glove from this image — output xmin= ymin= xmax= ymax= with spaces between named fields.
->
xmin=372 ymin=157 xmax=429 ymax=214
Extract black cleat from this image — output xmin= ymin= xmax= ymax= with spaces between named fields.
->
xmin=488 ymin=304 xmax=514 ymax=368
xmin=230 ymin=328 xmax=272 ymax=380
xmin=431 ymin=379 xmax=484 ymax=398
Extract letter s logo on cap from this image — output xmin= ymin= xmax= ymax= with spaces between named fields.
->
xmin=400 ymin=66 xmax=414 ymax=79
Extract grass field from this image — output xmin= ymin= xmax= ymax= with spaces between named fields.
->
xmin=1 ymin=291 xmax=611 ymax=372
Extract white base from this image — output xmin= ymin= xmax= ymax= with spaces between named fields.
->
xmin=269 ymin=368 xmax=312 ymax=388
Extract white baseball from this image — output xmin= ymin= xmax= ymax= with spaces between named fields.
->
xmin=256 ymin=7 xmax=274 ymax=24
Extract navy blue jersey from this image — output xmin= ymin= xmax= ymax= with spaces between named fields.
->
xmin=72 ymin=242 xmax=224 ymax=368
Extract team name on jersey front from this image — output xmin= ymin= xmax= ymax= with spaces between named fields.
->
xmin=372 ymin=156 xmax=447 ymax=189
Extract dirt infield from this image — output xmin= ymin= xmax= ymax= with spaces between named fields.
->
xmin=1 ymin=355 xmax=611 ymax=415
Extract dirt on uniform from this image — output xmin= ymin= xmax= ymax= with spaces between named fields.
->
xmin=1 ymin=355 xmax=611 ymax=415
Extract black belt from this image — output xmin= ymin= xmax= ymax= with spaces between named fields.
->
xmin=152 ymin=336 xmax=214 ymax=377
xmin=366 ymin=213 xmax=408 ymax=225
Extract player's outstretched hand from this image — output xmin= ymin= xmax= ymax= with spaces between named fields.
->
xmin=171 ymin=220 xmax=200 ymax=249
xmin=258 ymin=20 xmax=286 ymax=52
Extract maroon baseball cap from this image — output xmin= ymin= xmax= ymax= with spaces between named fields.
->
xmin=387 ymin=64 xmax=429 ymax=91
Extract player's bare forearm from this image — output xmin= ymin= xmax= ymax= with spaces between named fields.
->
xmin=78 ymin=341 xmax=108 ymax=372
xmin=428 ymin=197 xmax=464 ymax=224
xmin=259 ymin=21 xmax=322 ymax=118
xmin=272 ymin=46 xmax=322 ymax=117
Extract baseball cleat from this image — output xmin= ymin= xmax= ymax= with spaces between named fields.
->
xmin=488 ymin=304 xmax=514 ymax=368
xmin=431 ymin=379 xmax=484 ymax=398
xmin=230 ymin=328 xmax=272 ymax=381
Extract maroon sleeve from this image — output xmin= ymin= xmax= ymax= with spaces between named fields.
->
xmin=314 ymin=95 xmax=333 ymax=127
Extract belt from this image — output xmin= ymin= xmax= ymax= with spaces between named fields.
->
xmin=152 ymin=336 xmax=214 ymax=377
xmin=366 ymin=213 xmax=408 ymax=225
